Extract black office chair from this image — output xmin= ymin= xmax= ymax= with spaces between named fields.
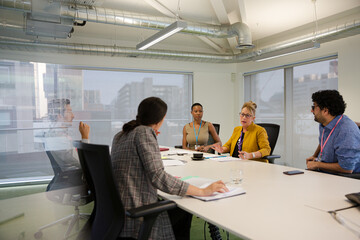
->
xmin=333 ymin=172 xmax=360 ymax=179
xmin=207 ymin=123 xmax=220 ymax=154
xmin=73 ymin=141 xmax=177 ymax=240
xmin=308 ymin=168 xmax=360 ymax=180
xmin=35 ymin=150 xmax=93 ymax=239
xmin=257 ymin=123 xmax=281 ymax=164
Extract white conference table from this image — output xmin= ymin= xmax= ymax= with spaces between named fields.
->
xmin=159 ymin=147 xmax=360 ymax=240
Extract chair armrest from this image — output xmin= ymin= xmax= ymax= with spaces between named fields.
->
xmin=126 ymin=200 xmax=177 ymax=218
xmin=262 ymin=154 xmax=281 ymax=164
xmin=307 ymin=169 xmax=360 ymax=180
xmin=336 ymin=173 xmax=360 ymax=180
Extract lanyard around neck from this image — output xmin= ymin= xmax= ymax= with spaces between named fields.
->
xmin=238 ymin=130 xmax=244 ymax=151
xmin=320 ymin=115 xmax=343 ymax=158
xmin=193 ymin=120 xmax=202 ymax=144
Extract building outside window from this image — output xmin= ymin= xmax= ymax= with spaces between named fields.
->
xmin=244 ymin=57 xmax=338 ymax=168
xmin=0 ymin=60 xmax=193 ymax=187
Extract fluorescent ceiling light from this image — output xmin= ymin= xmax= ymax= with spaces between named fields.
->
xmin=136 ymin=21 xmax=187 ymax=50
xmin=253 ymin=42 xmax=320 ymax=62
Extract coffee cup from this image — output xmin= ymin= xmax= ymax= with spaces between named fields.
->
xmin=193 ymin=153 xmax=203 ymax=159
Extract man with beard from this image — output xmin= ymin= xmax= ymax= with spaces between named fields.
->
xmin=306 ymin=90 xmax=360 ymax=174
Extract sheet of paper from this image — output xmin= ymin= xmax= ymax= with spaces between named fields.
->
xmin=162 ymin=149 xmax=190 ymax=156
xmin=208 ymin=156 xmax=240 ymax=162
xmin=162 ymin=159 xmax=185 ymax=166
xmin=191 ymin=186 xmax=246 ymax=201
xmin=183 ymin=176 xmax=246 ymax=201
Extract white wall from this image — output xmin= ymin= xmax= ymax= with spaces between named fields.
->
xmin=0 ymin=49 xmax=238 ymax=144
xmin=193 ymin=71 xmax=239 ymax=142
xmin=337 ymin=35 xmax=360 ymax=121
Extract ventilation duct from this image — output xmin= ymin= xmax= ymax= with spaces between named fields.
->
xmin=230 ymin=22 xmax=254 ymax=49
xmin=0 ymin=0 xmax=74 ymax=38
xmin=0 ymin=37 xmax=235 ymax=62
xmin=244 ymin=20 xmax=360 ymax=62
xmin=0 ymin=0 xmax=253 ymax=45
xmin=0 ymin=1 xmax=359 ymax=63
xmin=0 ymin=18 xmax=359 ymax=63
xmin=25 ymin=13 xmax=74 ymax=38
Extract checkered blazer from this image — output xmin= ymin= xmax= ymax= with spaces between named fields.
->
xmin=111 ymin=125 xmax=189 ymax=240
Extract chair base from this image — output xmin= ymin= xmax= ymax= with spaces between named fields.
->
xmin=34 ymin=206 xmax=90 ymax=239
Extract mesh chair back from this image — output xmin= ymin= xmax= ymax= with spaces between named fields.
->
xmin=46 ymin=151 xmax=62 ymax=191
xmin=257 ymin=123 xmax=280 ymax=155
xmin=207 ymin=123 xmax=220 ymax=145
xmin=74 ymin=141 xmax=125 ymax=240
xmin=45 ymin=150 xmax=88 ymax=196
xmin=207 ymin=123 xmax=220 ymax=154
xmin=46 ymin=151 xmax=62 ymax=175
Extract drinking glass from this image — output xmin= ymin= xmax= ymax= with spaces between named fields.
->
xmin=230 ymin=168 xmax=243 ymax=184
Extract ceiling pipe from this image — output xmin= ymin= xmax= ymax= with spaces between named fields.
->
xmin=244 ymin=20 xmax=360 ymax=61
xmin=0 ymin=1 xmax=359 ymax=62
xmin=0 ymin=18 xmax=359 ymax=63
xmin=0 ymin=0 xmax=31 ymax=12
xmin=230 ymin=22 xmax=254 ymax=49
xmin=0 ymin=0 xmax=253 ymax=47
xmin=0 ymin=37 xmax=236 ymax=62
xmin=61 ymin=4 xmax=234 ymax=38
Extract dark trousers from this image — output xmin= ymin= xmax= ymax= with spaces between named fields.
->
xmin=168 ymin=207 xmax=193 ymax=240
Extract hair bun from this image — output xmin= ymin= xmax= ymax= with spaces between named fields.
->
xmin=252 ymin=101 xmax=257 ymax=109
xmin=242 ymin=101 xmax=257 ymax=115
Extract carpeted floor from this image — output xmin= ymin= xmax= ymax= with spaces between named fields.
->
xmin=0 ymin=186 xmax=243 ymax=240
xmin=191 ymin=216 xmax=243 ymax=240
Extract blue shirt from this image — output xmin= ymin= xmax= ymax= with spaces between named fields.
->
xmin=318 ymin=115 xmax=360 ymax=173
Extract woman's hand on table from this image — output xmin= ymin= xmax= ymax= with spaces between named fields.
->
xmin=201 ymin=180 xmax=229 ymax=196
xmin=238 ymin=151 xmax=251 ymax=159
xmin=197 ymin=145 xmax=210 ymax=152
xmin=211 ymin=144 xmax=223 ymax=153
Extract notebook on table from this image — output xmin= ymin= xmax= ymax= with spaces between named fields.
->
xmin=183 ymin=176 xmax=246 ymax=201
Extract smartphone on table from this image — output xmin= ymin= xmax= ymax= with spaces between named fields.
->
xmin=283 ymin=170 xmax=304 ymax=175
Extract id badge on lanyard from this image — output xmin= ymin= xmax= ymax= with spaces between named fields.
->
xmin=193 ymin=121 xmax=202 ymax=150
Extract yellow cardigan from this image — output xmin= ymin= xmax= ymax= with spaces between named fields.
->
xmin=223 ymin=122 xmax=271 ymax=162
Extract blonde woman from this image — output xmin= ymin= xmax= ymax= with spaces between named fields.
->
xmin=212 ymin=101 xmax=271 ymax=162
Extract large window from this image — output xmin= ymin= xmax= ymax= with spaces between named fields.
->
xmin=0 ymin=60 xmax=192 ymax=186
xmin=245 ymin=57 xmax=338 ymax=168
xmin=244 ymin=69 xmax=285 ymax=164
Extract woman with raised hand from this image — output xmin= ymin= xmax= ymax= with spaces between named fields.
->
xmin=182 ymin=103 xmax=221 ymax=152
xmin=212 ymin=101 xmax=271 ymax=162
xmin=111 ymin=97 xmax=228 ymax=240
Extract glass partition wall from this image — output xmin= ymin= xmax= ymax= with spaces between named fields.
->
xmin=244 ymin=57 xmax=338 ymax=168
xmin=0 ymin=60 xmax=193 ymax=191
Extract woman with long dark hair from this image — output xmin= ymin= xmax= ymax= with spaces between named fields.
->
xmin=111 ymin=97 xmax=228 ymax=240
